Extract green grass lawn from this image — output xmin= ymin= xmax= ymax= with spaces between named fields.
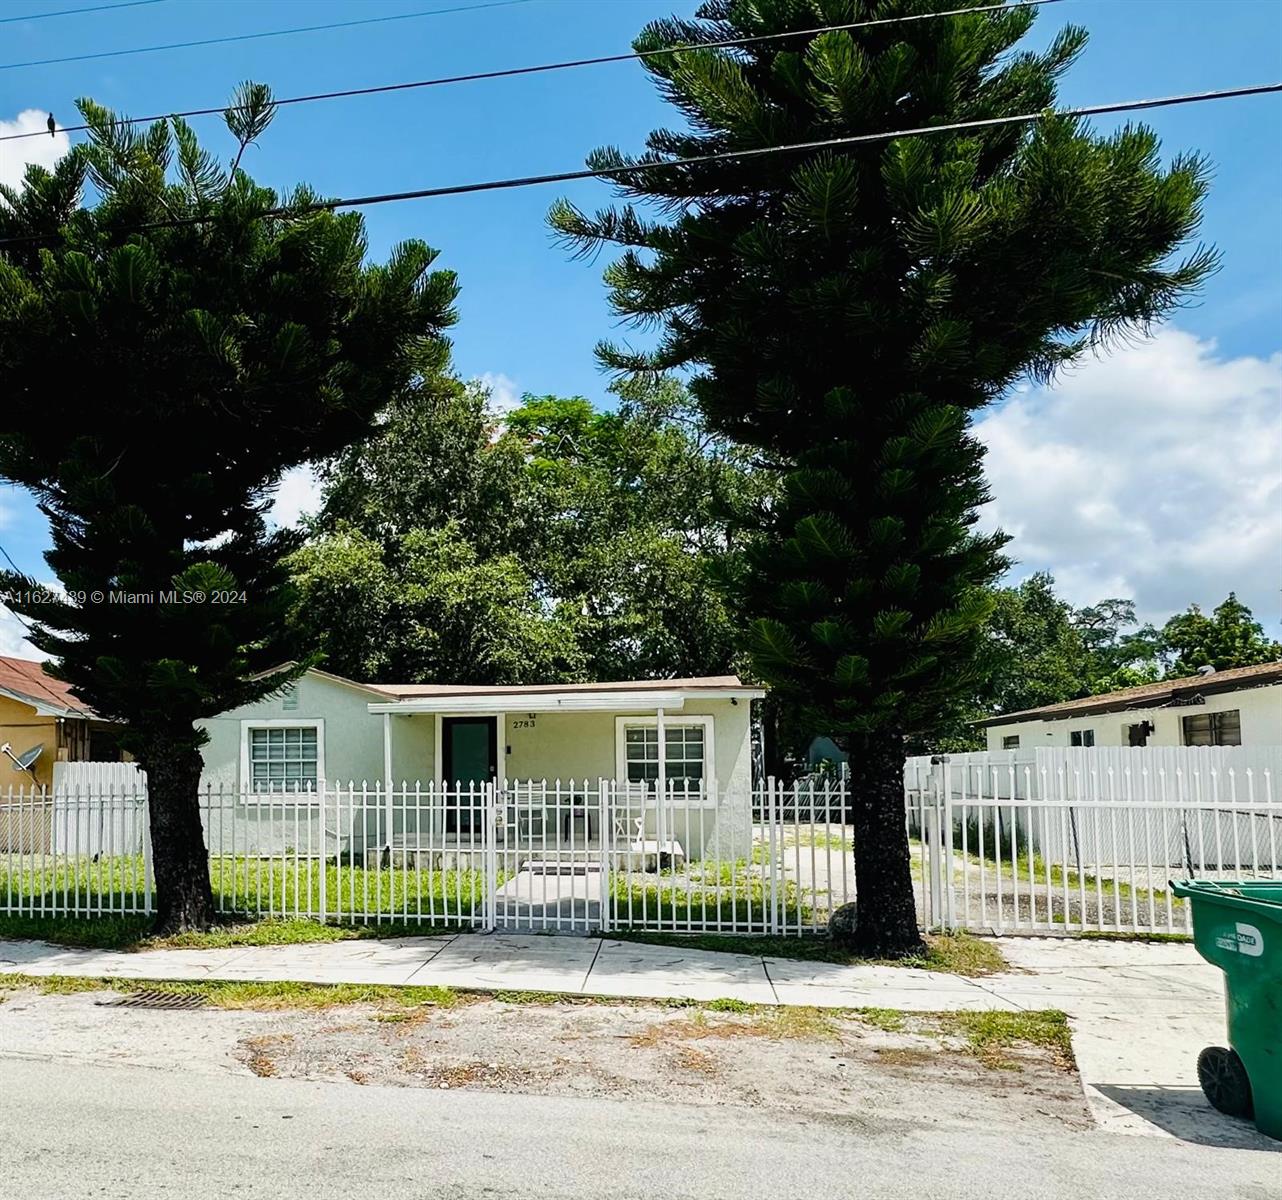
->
xmin=1 ymin=852 xmax=833 ymax=938
xmin=604 ymin=930 xmax=1006 ymax=976
xmin=0 ymin=854 xmax=491 ymax=923
xmin=947 ymin=842 xmax=1172 ymax=909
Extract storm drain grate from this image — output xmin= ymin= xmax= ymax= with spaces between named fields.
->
xmin=102 ymin=989 xmax=210 ymax=1011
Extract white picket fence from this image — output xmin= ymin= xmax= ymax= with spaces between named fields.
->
xmin=906 ymin=747 xmax=1282 ymax=935
xmin=0 ymin=777 xmax=855 ymax=935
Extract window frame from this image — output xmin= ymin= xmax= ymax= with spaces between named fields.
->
xmin=1001 ymin=735 xmax=1020 ymax=751
xmin=614 ymin=715 xmax=716 ymax=803
xmin=239 ymin=718 xmax=325 ymax=804
xmin=1070 ymin=729 xmax=1096 ymax=748
xmin=1181 ymin=709 xmax=1242 ymax=747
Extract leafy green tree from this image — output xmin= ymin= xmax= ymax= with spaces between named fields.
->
xmin=502 ymin=381 xmax=763 ymax=679
xmin=919 ymin=574 xmax=1155 ymax=751
xmin=551 ymin=1 xmax=1214 ymax=952
xmin=291 ymin=374 xmax=762 ymax=685
xmin=314 ymin=376 xmax=534 ymax=559
xmin=287 ymin=524 xmax=584 ymax=684
xmin=986 ymin=573 xmax=1090 ymax=714
xmin=1071 ymin=598 xmax=1161 ymax=693
xmin=1160 ymin=594 xmax=1282 ymax=677
xmin=0 ymin=87 xmax=457 ymax=931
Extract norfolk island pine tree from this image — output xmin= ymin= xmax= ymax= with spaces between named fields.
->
xmin=0 ymin=86 xmax=458 ymax=932
xmin=550 ymin=0 xmax=1216 ymax=955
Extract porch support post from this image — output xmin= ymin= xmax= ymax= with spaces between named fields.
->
xmin=656 ymin=706 xmax=667 ymax=853
xmin=382 ymin=711 xmax=394 ymax=853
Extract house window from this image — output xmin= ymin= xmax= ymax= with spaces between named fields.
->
xmin=622 ymin=723 xmax=708 ymax=785
xmin=1001 ymin=735 xmax=1020 ymax=750
xmin=247 ymin=725 xmax=319 ymax=793
xmin=1070 ymin=729 xmax=1095 ymax=747
xmin=1182 ymin=710 xmax=1242 ymax=747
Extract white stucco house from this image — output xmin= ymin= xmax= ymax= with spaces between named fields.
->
xmin=978 ymin=661 xmax=1282 ymax=751
xmin=195 ymin=668 xmax=765 ymax=861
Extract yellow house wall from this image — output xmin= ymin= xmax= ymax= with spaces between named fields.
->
xmin=0 ymin=695 xmax=58 ymax=789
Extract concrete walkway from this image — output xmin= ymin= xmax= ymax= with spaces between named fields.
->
xmin=0 ymin=932 xmax=1271 ymax=1151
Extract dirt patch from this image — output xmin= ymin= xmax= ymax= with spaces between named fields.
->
xmin=0 ymin=985 xmax=1090 ymax=1135
xmin=240 ymin=1033 xmax=293 ymax=1077
xmin=233 ymin=999 xmax=1089 ymax=1132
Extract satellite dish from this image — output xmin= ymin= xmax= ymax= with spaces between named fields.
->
xmin=15 ymin=745 xmax=43 ymax=771
xmin=1 ymin=743 xmax=43 ymax=772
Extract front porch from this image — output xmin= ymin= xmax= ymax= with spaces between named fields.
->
xmin=365 ymin=779 xmax=711 ymax=872
xmin=367 ymin=677 xmax=763 ymax=864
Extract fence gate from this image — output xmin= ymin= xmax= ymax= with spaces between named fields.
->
xmin=907 ymin=747 xmax=1282 ymax=937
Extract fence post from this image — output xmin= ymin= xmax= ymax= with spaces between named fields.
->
xmin=942 ymin=757 xmax=956 ymax=931
xmin=597 ymin=777 xmax=611 ymax=935
xmin=927 ymin=756 xmax=945 ymax=930
xmin=141 ymin=785 xmax=154 ymax=917
xmin=318 ymin=783 xmax=329 ymax=925
xmin=766 ymin=775 xmax=780 ymax=936
xmin=485 ymin=780 xmax=498 ymax=932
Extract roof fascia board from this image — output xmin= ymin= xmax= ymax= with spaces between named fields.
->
xmin=369 ymin=691 xmax=694 ymax=715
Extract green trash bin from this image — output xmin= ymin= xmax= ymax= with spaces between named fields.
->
xmin=1171 ymin=879 xmax=1282 ymax=1140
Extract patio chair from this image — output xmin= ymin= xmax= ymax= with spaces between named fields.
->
xmin=611 ymin=812 xmax=684 ymax=872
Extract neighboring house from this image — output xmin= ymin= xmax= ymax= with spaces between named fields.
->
xmin=979 ymin=661 xmax=1282 ymax=751
xmin=196 ymin=668 xmax=765 ymax=858
xmin=0 ymin=654 xmax=122 ymax=789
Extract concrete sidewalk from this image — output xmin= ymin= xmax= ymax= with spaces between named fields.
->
xmin=1 ymin=932 xmax=1269 ymax=1151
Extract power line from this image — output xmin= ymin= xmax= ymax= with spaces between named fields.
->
xmin=0 ymin=0 xmax=537 ymax=73
xmin=1 ymin=81 xmax=1273 ymax=249
xmin=2 ymin=0 xmax=1063 ymax=143
xmin=0 ymin=0 xmax=166 ymax=24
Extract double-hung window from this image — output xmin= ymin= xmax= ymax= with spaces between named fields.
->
xmin=245 ymin=723 xmax=321 ymax=794
xmin=620 ymin=719 xmax=711 ymax=788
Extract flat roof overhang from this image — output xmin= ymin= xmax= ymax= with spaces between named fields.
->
xmin=367 ymin=687 xmax=764 ymax=715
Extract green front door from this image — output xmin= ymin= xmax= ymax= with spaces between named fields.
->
xmin=442 ymin=717 xmax=497 ymax=833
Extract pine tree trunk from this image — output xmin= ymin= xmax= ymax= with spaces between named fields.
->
xmin=136 ymin=732 xmax=215 ymax=934
xmin=842 ymin=730 xmax=924 ymax=957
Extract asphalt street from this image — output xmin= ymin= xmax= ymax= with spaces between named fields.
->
xmin=2 ymin=1057 xmax=1275 ymax=1199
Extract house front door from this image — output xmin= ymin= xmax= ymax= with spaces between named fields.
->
xmin=442 ymin=717 xmax=497 ymax=833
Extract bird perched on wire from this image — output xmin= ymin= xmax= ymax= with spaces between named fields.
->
xmin=47 ymin=114 xmax=55 ymax=138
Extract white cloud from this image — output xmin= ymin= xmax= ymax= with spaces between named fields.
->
xmin=0 ymin=109 xmax=70 ymax=192
xmin=473 ymin=371 xmax=522 ymax=415
xmin=269 ymin=464 xmax=323 ymax=529
xmin=975 ymin=327 xmax=1282 ymax=629
xmin=0 ymin=607 xmax=39 ymax=659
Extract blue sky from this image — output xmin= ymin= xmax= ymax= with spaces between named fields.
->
xmin=1 ymin=0 xmax=1280 ymax=649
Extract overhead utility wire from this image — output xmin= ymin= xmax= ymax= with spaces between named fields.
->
xmin=0 ymin=0 xmax=1063 ymax=142
xmin=1 ymin=81 xmax=1275 ymax=250
xmin=0 ymin=0 xmax=167 ymax=23
xmin=0 ymin=0 xmax=537 ymax=73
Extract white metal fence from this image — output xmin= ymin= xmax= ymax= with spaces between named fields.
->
xmin=7 ymin=748 xmax=1277 ymax=939
xmin=907 ymin=747 xmax=1282 ymax=935
xmin=0 ymin=777 xmax=855 ymax=935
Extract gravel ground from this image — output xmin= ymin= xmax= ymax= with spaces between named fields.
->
xmin=0 ymin=985 xmax=1088 ymax=1135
